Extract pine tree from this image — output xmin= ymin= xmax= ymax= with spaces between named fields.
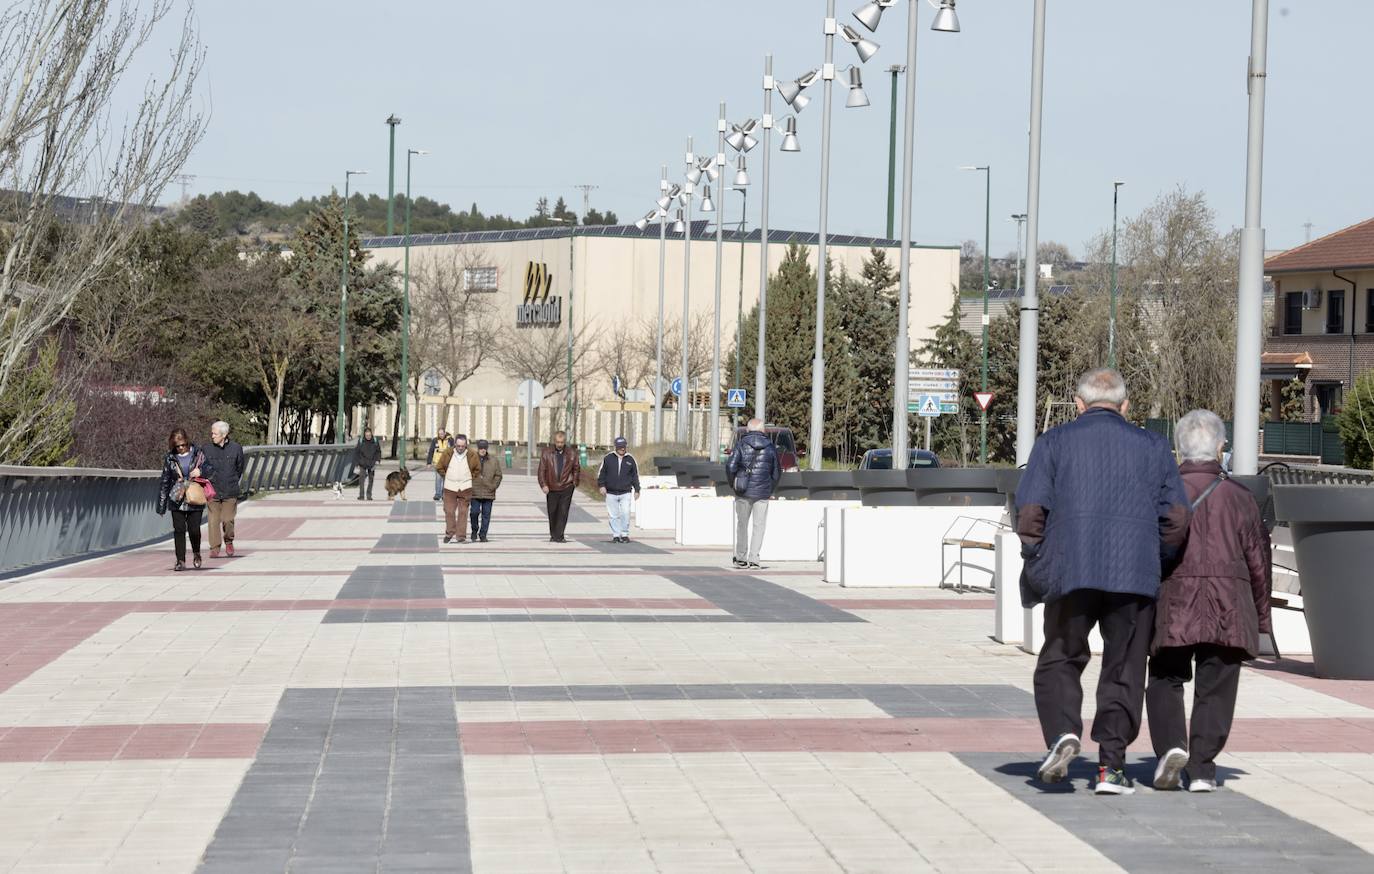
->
xmin=833 ymin=248 xmax=899 ymax=460
xmin=916 ymin=294 xmax=978 ymax=463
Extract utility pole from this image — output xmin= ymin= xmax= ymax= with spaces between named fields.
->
xmin=575 ymin=184 xmax=598 ymax=222
xmin=386 ymin=115 xmax=401 ymax=235
xmin=885 ymin=65 xmax=904 ymax=240
xmin=1011 ymin=213 xmax=1027 ymax=291
xmin=173 ymin=174 xmax=194 ymax=203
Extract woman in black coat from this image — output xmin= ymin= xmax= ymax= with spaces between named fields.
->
xmin=157 ymin=427 xmax=215 ymax=571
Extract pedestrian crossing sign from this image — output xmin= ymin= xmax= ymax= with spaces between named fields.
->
xmin=726 ymin=388 xmax=747 ymax=408
xmin=917 ymin=394 xmax=942 ymax=417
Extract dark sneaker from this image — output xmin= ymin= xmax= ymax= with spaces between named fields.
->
xmin=192 ymin=554 xmax=202 ymax=570
xmin=479 ymin=536 xmax=489 ymax=543
xmin=1036 ymin=733 xmax=1080 ymax=784
xmin=173 ymin=561 xmax=185 ymax=572
xmin=731 ymin=558 xmax=746 ymax=569
xmin=1095 ymin=766 xmax=1136 ymax=796
xmin=1153 ymin=747 xmax=1188 ymax=791
xmin=443 ymin=535 xmax=453 ymax=544
xmin=746 ymin=561 xmax=763 ymax=570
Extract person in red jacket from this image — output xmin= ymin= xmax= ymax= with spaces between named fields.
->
xmin=1147 ymin=408 xmax=1272 ymax=793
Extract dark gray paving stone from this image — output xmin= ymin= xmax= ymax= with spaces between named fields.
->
xmin=574 ymin=536 xmax=668 ymax=555
xmin=389 ymin=500 xmax=437 ymax=521
xmin=958 ymin=753 xmax=1374 ymax=873
xmin=325 ymin=565 xmax=449 ymax=623
xmin=662 ymin=572 xmax=864 ymax=623
xmin=531 ymin=500 xmax=597 ymax=525
xmin=372 ymin=532 xmax=439 ymax=554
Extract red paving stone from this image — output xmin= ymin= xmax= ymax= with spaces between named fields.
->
xmin=0 ymin=603 xmax=136 ymax=693
xmin=1248 ymin=657 xmax=1374 ymax=711
xmin=819 ymin=598 xmax=993 ymax=610
xmin=0 ymin=723 xmax=264 ymax=762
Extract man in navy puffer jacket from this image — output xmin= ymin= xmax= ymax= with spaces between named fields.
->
xmin=725 ymin=418 xmax=781 ymax=569
xmin=1016 ymin=368 xmax=1190 ymax=796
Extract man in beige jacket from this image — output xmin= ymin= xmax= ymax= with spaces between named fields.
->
xmin=437 ymin=434 xmax=480 ymax=544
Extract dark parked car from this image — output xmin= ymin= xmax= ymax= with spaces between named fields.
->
xmin=857 ymin=448 xmax=941 ymax=470
xmin=727 ymin=425 xmax=800 ymax=472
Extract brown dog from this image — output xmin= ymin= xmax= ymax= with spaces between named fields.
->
xmin=384 ymin=469 xmax=411 ymax=500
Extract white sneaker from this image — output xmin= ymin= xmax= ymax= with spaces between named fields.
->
xmin=1153 ymin=748 xmax=1189 ymax=790
xmin=1188 ymin=778 xmax=1216 ymax=793
xmin=1036 ymin=733 xmax=1080 ymax=784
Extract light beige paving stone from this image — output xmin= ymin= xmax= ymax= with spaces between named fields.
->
xmin=1222 ymin=752 xmax=1374 ymax=853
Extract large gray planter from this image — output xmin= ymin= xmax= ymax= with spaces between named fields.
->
xmin=802 ymin=471 xmax=860 ymax=501
xmin=854 ymin=470 xmax=917 ymax=506
xmin=1274 ymin=484 xmax=1374 ymax=679
xmin=906 ymin=468 xmax=1004 ymax=507
xmin=773 ymin=471 xmax=809 ymax=500
xmin=676 ymin=460 xmax=720 ymax=489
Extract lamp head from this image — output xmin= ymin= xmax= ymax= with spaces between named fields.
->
xmin=780 ymin=116 xmax=800 ymax=152
xmin=733 ymin=155 xmax=749 ymax=188
xmin=672 ymin=209 xmax=685 ymax=233
xmin=409 ymin=149 xmax=429 ymax=156
xmin=840 ymin=24 xmax=880 ymax=63
xmin=852 ymin=0 xmax=897 ymax=33
xmin=699 ymin=186 xmax=714 ymax=213
xmin=634 ymin=210 xmax=655 ymax=231
xmin=845 ymin=66 xmax=870 ymax=108
xmin=930 ymin=0 xmax=960 ymax=32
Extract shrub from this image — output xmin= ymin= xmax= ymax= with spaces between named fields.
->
xmin=1337 ymin=371 xmax=1374 ymax=470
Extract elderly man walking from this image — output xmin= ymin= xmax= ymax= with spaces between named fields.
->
xmin=538 ymin=431 xmax=580 ymax=543
xmin=597 ymin=437 xmax=641 ymax=543
xmin=726 ymin=418 xmax=780 ymax=570
xmin=1016 ymin=368 xmax=1190 ymax=795
xmin=202 ymin=420 xmax=245 ymax=558
xmin=438 ymin=434 xmax=479 ymax=544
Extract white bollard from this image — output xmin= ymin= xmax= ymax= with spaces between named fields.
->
xmin=994 ymin=531 xmax=1024 ymax=644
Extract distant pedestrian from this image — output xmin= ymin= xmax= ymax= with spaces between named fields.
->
xmin=426 ymin=428 xmax=454 ymax=501
xmin=201 ymin=420 xmax=245 ymax=558
xmin=1146 ymin=409 xmax=1272 ymax=793
xmin=538 ymin=430 xmax=580 ymax=543
xmin=156 ymin=427 xmax=216 ymax=572
xmin=597 ymin=437 xmax=641 ymax=543
xmin=354 ymin=427 xmax=383 ymax=501
xmin=469 ymin=439 xmax=503 ymax=542
xmin=438 ymin=433 xmax=479 ymax=544
xmin=726 ymin=418 xmax=780 ymax=570
xmin=1016 ymin=368 xmax=1191 ymax=795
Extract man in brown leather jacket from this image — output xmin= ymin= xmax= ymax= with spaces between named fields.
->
xmin=537 ymin=430 xmax=580 ymax=543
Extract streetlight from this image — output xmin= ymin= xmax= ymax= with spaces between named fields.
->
xmin=1015 ymin=0 xmax=1046 ymax=467
xmin=731 ymin=185 xmax=748 ymax=423
xmin=885 ymin=64 xmax=905 ymax=240
xmin=636 ymin=171 xmax=681 ymax=443
xmin=336 ymin=168 xmax=367 ymax=443
xmin=675 ymin=138 xmax=699 ymax=446
xmin=385 ymin=115 xmax=400 ymax=235
xmin=1110 ymin=180 xmax=1124 ymax=368
xmin=960 ymin=163 xmax=990 ymax=464
xmin=549 ymin=215 xmax=577 ymax=440
xmin=866 ymin=0 xmax=959 ymax=471
xmin=1011 ymin=212 xmax=1027 ymax=292
xmin=1231 ymin=0 xmax=1270 ymax=476
xmin=397 ymin=149 xmax=427 ymax=471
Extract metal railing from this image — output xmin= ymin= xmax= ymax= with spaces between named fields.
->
xmin=0 ymin=444 xmax=356 ymax=576
xmin=1263 ymin=463 xmax=1374 ymax=486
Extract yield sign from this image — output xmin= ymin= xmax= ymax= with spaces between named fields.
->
xmin=974 ymin=391 xmax=996 ymax=412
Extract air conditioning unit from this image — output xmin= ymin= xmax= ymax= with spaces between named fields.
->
xmin=1302 ymin=289 xmax=1323 ymax=309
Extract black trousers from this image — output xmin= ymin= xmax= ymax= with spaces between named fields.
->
xmin=1034 ymin=588 xmax=1155 ymax=770
xmin=357 ymin=466 xmax=375 ymax=499
xmin=1146 ymin=644 xmax=1244 ymax=781
xmin=546 ymin=487 xmax=574 ymax=540
xmin=170 ymin=508 xmax=203 ymax=563
xmin=470 ymin=498 xmax=494 ymax=539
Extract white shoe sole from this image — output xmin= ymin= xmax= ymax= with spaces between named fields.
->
xmin=1153 ymin=748 xmax=1189 ymax=790
xmin=1188 ymin=780 xmax=1216 ymax=793
xmin=1095 ymin=779 xmax=1136 ymax=796
xmin=1036 ymin=735 xmax=1080 ymax=784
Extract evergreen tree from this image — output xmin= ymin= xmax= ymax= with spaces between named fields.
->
xmin=833 ymin=248 xmax=899 ymax=460
xmin=916 ymin=294 xmax=978 ymax=463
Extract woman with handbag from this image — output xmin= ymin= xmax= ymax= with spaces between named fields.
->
xmin=157 ymin=427 xmax=217 ymax=572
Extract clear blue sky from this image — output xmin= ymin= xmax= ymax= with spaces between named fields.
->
xmin=148 ymin=0 xmax=1372 ymax=257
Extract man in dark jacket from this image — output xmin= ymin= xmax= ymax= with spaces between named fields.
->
xmin=202 ymin=420 xmax=245 ymax=557
xmin=426 ymin=428 xmax=454 ymax=501
xmin=1146 ymin=409 xmax=1272 ymax=793
xmin=355 ymin=428 xmax=383 ymax=501
xmin=596 ymin=437 xmax=641 ymax=544
xmin=537 ymin=430 xmax=580 ymax=543
xmin=469 ymin=440 xmax=504 ymax=542
xmin=1016 ymin=368 xmax=1190 ymax=796
xmin=726 ymin=418 xmax=781 ymax=570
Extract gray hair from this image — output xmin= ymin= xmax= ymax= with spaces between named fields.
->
xmin=211 ymin=420 xmax=230 ymax=437
xmin=747 ymin=417 xmax=765 ymax=432
xmin=1074 ymin=368 xmax=1128 ymax=408
xmin=1175 ymin=409 xmax=1227 ymax=462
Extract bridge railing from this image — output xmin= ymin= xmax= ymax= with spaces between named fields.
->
xmin=0 ymin=444 xmax=355 ymax=576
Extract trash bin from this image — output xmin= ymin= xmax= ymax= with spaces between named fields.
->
xmin=503 ymin=446 xmax=513 ymax=468
xmin=578 ymin=445 xmax=588 ymax=468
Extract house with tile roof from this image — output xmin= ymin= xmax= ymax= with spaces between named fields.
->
xmin=1263 ymin=216 xmax=1374 ymax=419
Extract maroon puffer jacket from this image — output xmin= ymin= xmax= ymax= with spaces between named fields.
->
xmin=1152 ymin=460 xmax=1272 ymax=658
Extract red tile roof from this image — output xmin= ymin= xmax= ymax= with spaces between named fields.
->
xmin=1260 ymin=352 xmax=1314 ymax=367
xmin=1265 ymin=216 xmax=1374 ymax=273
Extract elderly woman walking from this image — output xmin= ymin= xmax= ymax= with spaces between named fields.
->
xmin=1147 ymin=409 xmax=1272 ymax=793
xmin=157 ymin=427 xmax=216 ymax=572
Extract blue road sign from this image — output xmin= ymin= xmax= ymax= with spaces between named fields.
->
xmin=671 ymin=377 xmax=684 ymax=397
xmin=726 ymin=388 xmax=746 ymax=408
xmin=917 ymin=394 xmax=942 ymax=417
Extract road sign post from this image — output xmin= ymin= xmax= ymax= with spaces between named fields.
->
xmin=517 ymin=379 xmax=545 ymax=477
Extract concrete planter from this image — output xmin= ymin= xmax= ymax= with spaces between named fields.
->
xmin=854 ymin=470 xmax=917 ymax=506
xmin=906 ymin=469 xmax=1004 ymax=507
xmin=774 ymin=471 xmax=809 ymax=500
xmin=801 ymin=471 xmax=861 ymax=501
xmin=676 ymin=460 xmax=719 ymax=489
xmin=1273 ymin=484 xmax=1374 ymax=679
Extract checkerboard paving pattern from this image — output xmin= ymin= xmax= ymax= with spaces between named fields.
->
xmin=1 ymin=473 xmax=1372 ymax=872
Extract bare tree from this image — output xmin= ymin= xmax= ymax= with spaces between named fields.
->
xmin=412 ymin=246 xmax=498 ymax=426
xmin=595 ymin=317 xmax=658 ymax=397
xmin=651 ymin=313 xmax=713 ymax=408
xmin=490 ymin=320 xmax=597 ymax=431
xmin=0 ymin=0 xmax=205 ymax=461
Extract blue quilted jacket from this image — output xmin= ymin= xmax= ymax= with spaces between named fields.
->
xmin=1015 ymin=407 xmax=1190 ymax=605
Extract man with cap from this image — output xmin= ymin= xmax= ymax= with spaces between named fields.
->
xmin=469 ymin=439 xmax=503 ymax=542
xmin=596 ymin=437 xmax=640 ymax=544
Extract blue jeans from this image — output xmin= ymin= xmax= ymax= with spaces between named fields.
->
xmin=606 ymin=492 xmax=633 ymax=538
xmin=469 ymin=498 xmax=494 ymax=540
xmin=433 ymin=471 xmax=444 ymax=500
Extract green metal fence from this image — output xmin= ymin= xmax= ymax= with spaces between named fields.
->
xmin=1146 ymin=418 xmax=1345 ymax=467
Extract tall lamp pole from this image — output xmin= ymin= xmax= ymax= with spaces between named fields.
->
xmin=734 ymin=186 xmax=747 ymax=412
xmin=756 ymin=55 xmax=777 ymax=425
xmin=1011 ymin=212 xmax=1027 ymax=292
xmin=336 ymin=168 xmax=366 ymax=443
xmin=1230 ymin=0 xmax=1269 ymax=476
xmin=655 ymin=168 xmax=670 ymax=441
xmin=885 ymin=64 xmax=904 ymax=239
xmin=385 ymin=116 xmax=400 ymax=235
xmin=805 ymin=0 xmax=839 ymax=472
xmin=709 ymin=102 xmax=727 ymax=462
xmin=960 ymin=163 xmax=990 ymax=464
xmin=1109 ymin=180 xmax=1124 ymax=368
xmin=1015 ymin=0 xmax=1047 ymax=467
xmin=676 ymin=137 xmax=696 ymax=446
xmin=398 ymin=148 xmax=427 ymax=470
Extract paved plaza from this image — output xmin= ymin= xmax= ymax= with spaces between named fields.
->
xmin=2 ymin=474 xmax=1373 ymax=872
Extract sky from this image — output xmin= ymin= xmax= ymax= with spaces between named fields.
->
xmin=130 ymin=0 xmax=1374 ymax=258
